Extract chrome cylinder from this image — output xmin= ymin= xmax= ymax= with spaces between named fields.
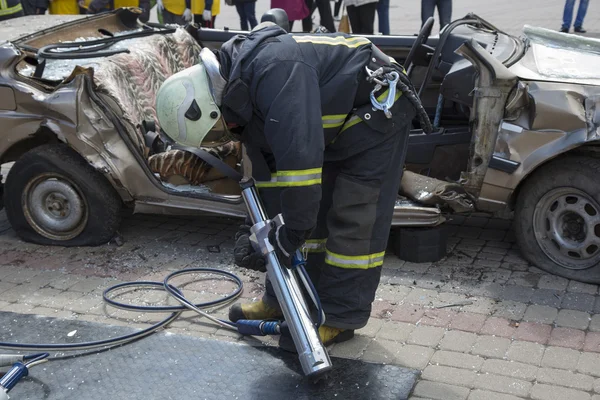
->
xmin=241 ymin=183 xmax=332 ymax=376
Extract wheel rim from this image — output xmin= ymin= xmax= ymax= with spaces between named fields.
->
xmin=533 ymin=187 xmax=600 ymax=270
xmin=22 ymin=173 xmax=88 ymax=241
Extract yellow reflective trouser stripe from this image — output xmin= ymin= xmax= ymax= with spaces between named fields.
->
xmin=302 ymin=238 xmax=327 ymax=253
xmin=0 ymin=1 xmax=22 ymax=15
xmin=339 ymin=115 xmax=362 ymax=134
xmin=325 ymin=249 xmax=386 ymax=269
xmin=256 ymin=168 xmax=322 ymax=188
xmin=292 ymin=35 xmax=371 ymax=48
xmin=322 ymin=114 xmax=347 ymax=129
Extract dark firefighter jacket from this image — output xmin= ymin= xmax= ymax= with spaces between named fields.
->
xmin=218 ymin=25 xmax=401 ymax=233
xmin=0 ymin=0 xmax=23 ymax=19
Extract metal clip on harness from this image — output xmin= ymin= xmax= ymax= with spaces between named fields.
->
xmin=367 ymin=67 xmax=400 ymax=119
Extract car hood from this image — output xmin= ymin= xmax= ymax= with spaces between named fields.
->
xmin=510 ymin=25 xmax=600 ymax=86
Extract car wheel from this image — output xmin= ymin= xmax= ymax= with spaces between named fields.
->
xmin=515 ymin=156 xmax=600 ymax=283
xmin=4 ymin=144 xmax=122 ymax=246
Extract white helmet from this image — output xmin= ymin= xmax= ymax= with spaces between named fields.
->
xmin=156 ymin=50 xmax=228 ymax=148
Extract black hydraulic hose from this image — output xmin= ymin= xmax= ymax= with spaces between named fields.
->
xmin=37 ymin=27 xmax=177 ymax=60
xmin=0 ymin=268 xmax=242 ymax=354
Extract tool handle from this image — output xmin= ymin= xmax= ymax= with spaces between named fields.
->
xmin=0 ymin=363 xmax=28 ymax=393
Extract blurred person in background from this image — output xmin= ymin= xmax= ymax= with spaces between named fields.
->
xmin=48 ymin=0 xmax=79 ymax=14
xmin=345 ymin=0 xmax=378 ymax=34
xmin=87 ymin=0 xmax=150 ymax=22
xmin=192 ymin=0 xmax=218 ymax=27
xmin=377 ymin=0 xmax=389 ymax=34
xmin=302 ymin=0 xmax=335 ymax=32
xmin=21 ymin=0 xmax=48 ymax=15
xmin=421 ymin=0 xmax=451 ymax=29
xmin=561 ymin=0 xmax=588 ymax=33
xmin=156 ymin=0 xmax=193 ymax=24
xmin=228 ymin=0 xmax=257 ymax=31
xmin=272 ymin=0 xmax=309 ymax=31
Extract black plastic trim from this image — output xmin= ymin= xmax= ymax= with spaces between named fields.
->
xmin=489 ymin=155 xmax=520 ymax=174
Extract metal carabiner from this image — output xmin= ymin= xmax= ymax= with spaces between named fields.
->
xmin=369 ymin=71 xmax=400 ymax=119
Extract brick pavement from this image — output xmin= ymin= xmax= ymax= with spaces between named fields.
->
xmin=2 ymin=208 xmax=600 ymax=399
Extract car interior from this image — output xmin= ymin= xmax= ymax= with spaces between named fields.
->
xmin=9 ymin=10 xmax=523 ymax=203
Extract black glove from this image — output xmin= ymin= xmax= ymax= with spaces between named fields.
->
xmin=267 ymin=223 xmax=307 ymax=268
xmin=233 ymin=223 xmax=266 ymax=272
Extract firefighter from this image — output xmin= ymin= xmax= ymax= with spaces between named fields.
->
xmin=0 ymin=0 xmax=24 ymax=20
xmin=156 ymin=0 xmax=192 ymax=24
xmin=87 ymin=0 xmax=151 ymax=22
xmin=192 ymin=0 xmax=218 ymax=27
xmin=155 ymin=15 xmax=431 ymax=347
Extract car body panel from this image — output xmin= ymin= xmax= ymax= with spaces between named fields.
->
xmin=1 ymin=11 xmax=598 ymax=228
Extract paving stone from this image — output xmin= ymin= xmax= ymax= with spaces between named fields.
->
xmin=450 ymin=312 xmax=487 ymax=333
xmin=467 ymin=390 xmax=522 ymax=400
xmin=537 ymin=368 xmax=594 ymax=391
xmin=530 ymin=383 xmax=590 ymax=400
xmin=431 ymin=350 xmax=484 ymax=370
xmin=567 ymin=280 xmax=598 ymax=295
xmin=413 ymin=381 xmax=470 ymax=400
xmin=530 ymin=289 xmax=564 ymax=308
xmin=594 ymin=298 xmax=600 ymax=314
xmin=548 ymin=327 xmax=585 ymax=349
xmin=420 ymin=308 xmax=457 ymax=328
xmin=523 ymin=305 xmax=558 ymax=325
xmin=377 ymin=321 xmax=415 ymax=342
xmin=461 ymin=297 xmax=498 ymax=315
xmin=513 ymin=322 xmax=552 ymax=344
xmin=584 ymin=332 xmax=600 ymax=353
xmin=361 ymin=338 xmax=403 ymax=364
xmin=578 ymin=352 xmax=600 ymax=377
xmin=480 ymin=269 xmax=511 ymax=283
xmin=394 ymin=344 xmax=435 ymax=370
xmin=556 ymin=309 xmax=591 ymax=330
xmin=537 ymin=275 xmax=569 ymax=291
xmin=473 ymin=373 xmax=532 ymax=397
xmin=471 ymin=335 xmax=510 ymax=358
xmin=541 ymin=346 xmax=581 ymax=370
xmin=594 ymin=378 xmax=600 ymax=393
xmin=501 ymin=284 xmax=535 ymax=303
xmin=404 ymin=288 xmax=440 ymax=306
xmin=506 ymin=341 xmax=545 ymax=366
xmin=481 ymin=359 xmax=538 ymax=381
xmin=356 ymin=318 xmax=384 ymax=337
xmin=492 ymin=300 xmax=527 ymax=320
xmin=390 ymin=304 xmax=425 ymax=323
xmin=408 ymin=325 xmax=446 ymax=347
xmin=422 ymin=365 xmax=477 ymax=387
xmin=507 ymin=272 xmax=542 ymax=288
xmin=563 ymin=292 xmax=597 ymax=313
xmin=328 ymin=335 xmax=371 ymax=359
xmin=591 ymin=314 xmax=600 ymax=332
xmin=439 ymin=330 xmax=478 ymax=352
xmin=480 ymin=316 xmax=517 ymax=339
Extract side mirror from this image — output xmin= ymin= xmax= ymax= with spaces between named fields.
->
xmin=261 ymin=8 xmax=290 ymax=32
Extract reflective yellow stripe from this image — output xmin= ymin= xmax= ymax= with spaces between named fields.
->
xmin=376 ymin=88 xmax=403 ymax=102
xmin=325 ymin=249 xmax=386 ymax=269
xmin=292 ymin=35 xmax=371 ymax=48
xmin=302 ymin=238 xmax=327 ymax=253
xmin=256 ymin=168 xmax=322 ymax=188
xmin=322 ymin=114 xmax=347 ymax=129
xmin=340 ymin=115 xmax=362 ymax=134
xmin=0 ymin=1 xmax=22 ymax=15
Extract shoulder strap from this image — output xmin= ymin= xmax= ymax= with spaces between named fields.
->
xmin=172 ymin=145 xmax=244 ymax=183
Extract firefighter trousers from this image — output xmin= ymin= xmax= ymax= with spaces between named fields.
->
xmin=261 ymin=95 xmax=414 ymax=330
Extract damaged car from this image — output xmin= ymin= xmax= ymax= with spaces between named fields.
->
xmin=1 ymin=10 xmax=600 ymax=283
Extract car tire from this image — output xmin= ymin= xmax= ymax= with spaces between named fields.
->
xmin=515 ymin=155 xmax=600 ymax=283
xmin=4 ymin=144 xmax=122 ymax=246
